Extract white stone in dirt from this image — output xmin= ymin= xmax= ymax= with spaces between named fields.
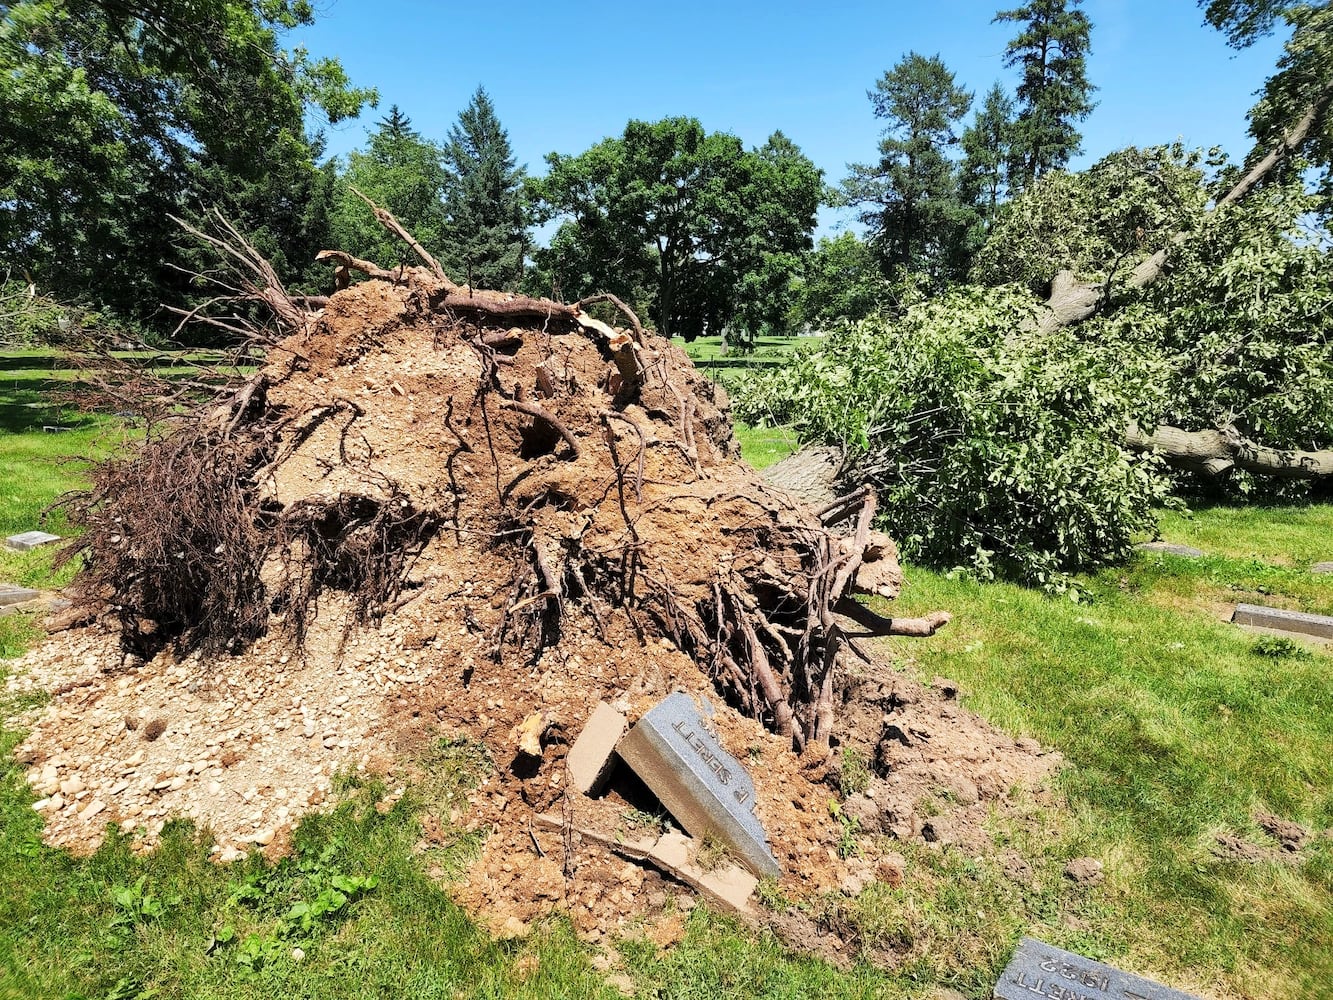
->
xmin=567 ymin=702 xmax=628 ymax=796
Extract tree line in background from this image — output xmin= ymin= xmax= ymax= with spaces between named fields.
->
xmin=2 ymin=0 xmax=1331 ymax=587
xmin=1 ymin=0 xmax=1113 ymax=344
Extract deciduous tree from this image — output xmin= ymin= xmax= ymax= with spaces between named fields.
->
xmin=0 ymin=0 xmax=375 ymax=322
xmin=531 ymin=117 xmax=820 ymax=341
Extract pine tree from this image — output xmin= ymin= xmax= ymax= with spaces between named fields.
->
xmin=842 ymin=52 xmax=972 ymax=280
xmin=995 ymin=0 xmax=1096 ymax=189
xmin=960 ymin=83 xmax=1017 ymax=224
xmin=441 ymin=87 xmax=529 ymax=291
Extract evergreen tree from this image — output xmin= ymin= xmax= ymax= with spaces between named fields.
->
xmin=960 ymin=83 xmax=1017 ymax=224
xmin=842 ymin=52 xmax=972 ymax=281
xmin=441 ymin=87 xmax=528 ymax=291
xmin=331 ymin=105 xmax=449 ymax=271
xmin=995 ymin=0 xmax=1096 ymax=189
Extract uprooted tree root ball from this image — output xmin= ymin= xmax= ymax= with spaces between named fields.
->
xmin=59 ymin=249 xmax=945 ymax=749
xmin=12 ymin=223 xmax=1055 ymax=961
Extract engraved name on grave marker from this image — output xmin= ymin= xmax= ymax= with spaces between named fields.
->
xmin=615 ymin=692 xmax=780 ymax=878
xmin=995 ymin=937 xmax=1201 ymax=1000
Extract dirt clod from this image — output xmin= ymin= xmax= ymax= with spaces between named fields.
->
xmin=1063 ymin=856 xmax=1104 ymax=885
xmin=1255 ymin=810 xmax=1309 ymax=851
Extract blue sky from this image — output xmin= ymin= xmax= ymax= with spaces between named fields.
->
xmin=295 ymin=1 xmax=1287 ymax=234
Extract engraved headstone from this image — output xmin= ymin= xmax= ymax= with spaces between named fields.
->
xmin=1232 ymin=602 xmax=1333 ymax=640
xmin=615 ymin=693 xmax=780 ymax=878
xmin=5 ymin=530 xmax=61 ymax=552
xmin=996 ymin=937 xmax=1201 ymax=1000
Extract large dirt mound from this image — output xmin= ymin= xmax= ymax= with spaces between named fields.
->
xmin=9 ymin=274 xmax=1057 ymax=958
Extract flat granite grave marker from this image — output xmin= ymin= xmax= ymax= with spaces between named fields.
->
xmin=1135 ymin=541 xmax=1205 ymax=558
xmin=5 ymin=530 xmax=61 ymax=551
xmin=0 ymin=584 xmax=40 ymax=607
xmin=995 ymin=937 xmax=1201 ymax=1000
xmin=615 ymin=692 xmax=780 ymax=879
xmin=1232 ymin=602 xmax=1333 ymax=640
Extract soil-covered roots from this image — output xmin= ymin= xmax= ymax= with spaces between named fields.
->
xmin=58 ymin=211 xmax=946 ymax=747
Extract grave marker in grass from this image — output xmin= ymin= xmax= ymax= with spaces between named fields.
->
xmin=5 ymin=531 xmax=61 ymax=551
xmin=995 ymin=937 xmax=1200 ymax=1000
xmin=1232 ymin=603 xmax=1333 ymax=640
xmin=0 ymin=583 xmax=40 ymax=607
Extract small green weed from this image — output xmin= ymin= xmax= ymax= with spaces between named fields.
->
xmin=693 ymin=832 xmax=733 ymax=872
xmin=755 ymin=877 xmax=792 ymax=913
xmin=827 ymin=799 xmax=862 ymax=859
xmin=106 ymin=875 xmax=180 ymax=948
xmin=837 ymin=746 xmax=871 ymax=797
xmin=620 ymin=807 xmax=667 ymax=834
xmin=1250 ymin=635 xmax=1313 ymax=660
xmin=213 ymin=835 xmax=378 ymax=975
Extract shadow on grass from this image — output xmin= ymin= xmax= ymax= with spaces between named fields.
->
xmin=0 ymin=384 xmax=94 ymax=435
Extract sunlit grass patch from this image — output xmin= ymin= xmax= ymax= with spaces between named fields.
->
xmin=879 ymin=553 xmax=1333 ymax=998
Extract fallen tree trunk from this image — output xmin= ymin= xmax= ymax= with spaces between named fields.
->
xmin=1125 ymin=423 xmax=1333 ymax=479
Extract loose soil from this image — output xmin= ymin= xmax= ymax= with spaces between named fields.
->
xmin=6 ymin=277 xmax=1057 ymax=961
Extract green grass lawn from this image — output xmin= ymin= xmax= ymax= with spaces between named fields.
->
xmin=2 ymin=351 xmax=1331 ymax=998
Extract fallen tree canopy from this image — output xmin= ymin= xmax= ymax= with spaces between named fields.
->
xmin=741 ymin=115 xmax=1333 ymax=586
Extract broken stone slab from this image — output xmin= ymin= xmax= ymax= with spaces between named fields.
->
xmin=567 ymin=701 xmax=627 ymax=796
xmin=0 ymin=584 xmax=40 ymax=607
xmin=5 ymin=531 xmax=61 ymax=552
xmin=1135 ymin=541 xmax=1205 ymax=558
xmin=533 ymin=815 xmax=758 ymax=920
xmin=995 ymin=936 xmax=1201 ymax=1000
xmin=1232 ymin=603 xmax=1333 ymax=640
xmin=615 ymin=692 xmax=780 ymax=879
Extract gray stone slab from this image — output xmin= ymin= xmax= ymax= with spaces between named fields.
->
xmin=1232 ymin=603 xmax=1333 ymax=640
xmin=1135 ymin=541 xmax=1206 ymax=558
xmin=1311 ymin=561 xmax=1333 ymax=575
xmin=5 ymin=531 xmax=61 ymax=551
xmin=0 ymin=584 xmax=40 ymax=607
xmin=567 ymin=702 xmax=627 ymax=796
xmin=995 ymin=937 xmax=1201 ymax=1000
xmin=615 ymin=693 xmax=780 ymax=879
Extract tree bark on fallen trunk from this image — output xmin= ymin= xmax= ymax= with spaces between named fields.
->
xmin=1125 ymin=423 xmax=1333 ymax=479
xmin=1036 ymin=78 xmax=1333 ymax=335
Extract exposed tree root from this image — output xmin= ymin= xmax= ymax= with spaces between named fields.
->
xmin=61 ymin=191 xmax=949 ymax=750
